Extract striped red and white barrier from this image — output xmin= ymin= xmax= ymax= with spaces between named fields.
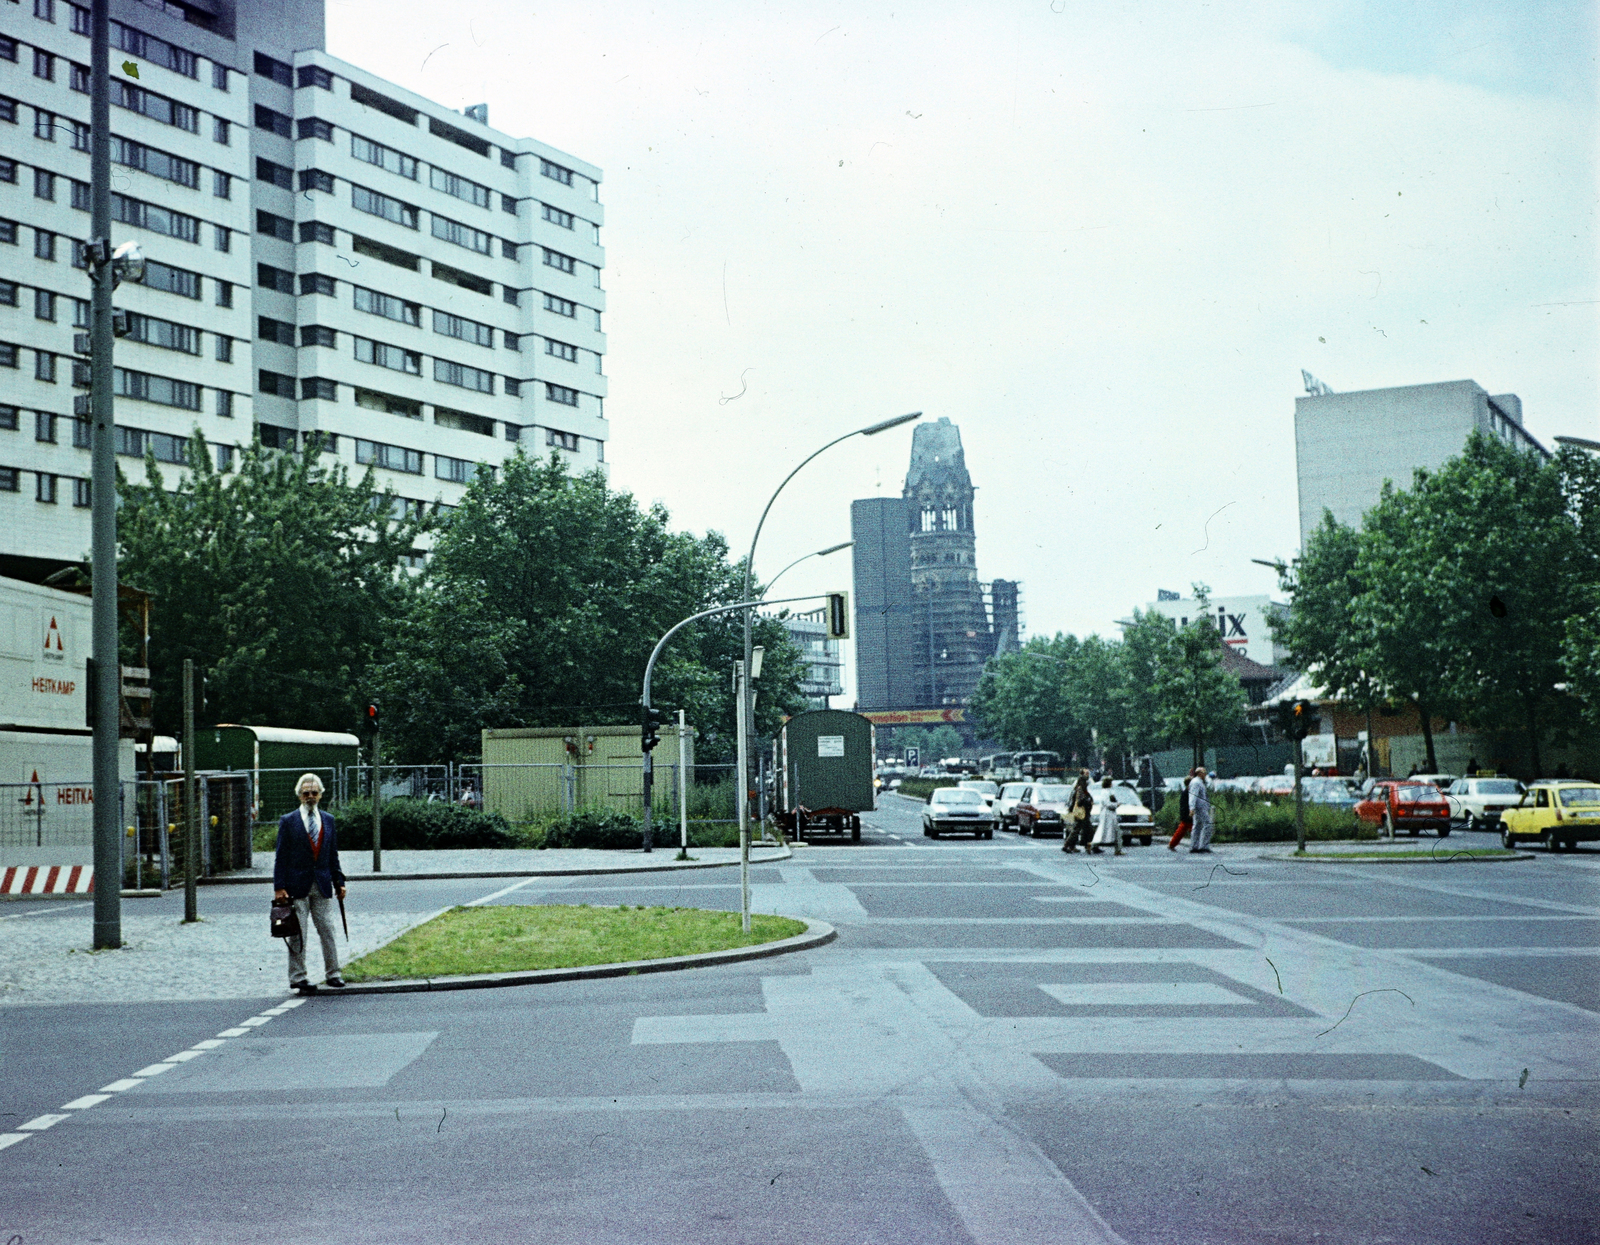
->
xmin=0 ymin=866 xmax=94 ymax=895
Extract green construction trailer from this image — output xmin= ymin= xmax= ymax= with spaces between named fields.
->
xmin=776 ymin=709 xmax=876 ymax=842
xmin=193 ymin=725 xmax=360 ymax=825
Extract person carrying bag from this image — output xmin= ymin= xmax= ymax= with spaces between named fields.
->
xmin=1062 ymin=773 xmax=1093 ymax=853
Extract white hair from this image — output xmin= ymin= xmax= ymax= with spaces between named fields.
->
xmin=296 ymin=773 xmax=324 ymax=796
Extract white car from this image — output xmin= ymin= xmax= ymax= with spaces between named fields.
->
xmin=994 ymin=782 xmax=1029 ymax=829
xmin=957 ymin=780 xmax=1000 ymax=808
xmin=922 ymin=788 xmax=997 ymax=839
xmin=1445 ymin=776 xmax=1526 ymax=830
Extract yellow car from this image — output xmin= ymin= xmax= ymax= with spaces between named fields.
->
xmin=1500 ymin=781 xmax=1600 ymax=851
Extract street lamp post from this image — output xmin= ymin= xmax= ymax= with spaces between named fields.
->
xmin=738 ymin=413 xmax=921 ymax=852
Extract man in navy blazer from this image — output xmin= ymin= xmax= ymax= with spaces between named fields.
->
xmin=273 ymin=773 xmax=347 ymax=994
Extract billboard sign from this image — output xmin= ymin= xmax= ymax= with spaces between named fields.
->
xmin=0 ymin=577 xmax=91 ymax=737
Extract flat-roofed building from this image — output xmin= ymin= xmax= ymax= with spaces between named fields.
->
xmin=1294 ymin=379 xmax=1546 ymax=548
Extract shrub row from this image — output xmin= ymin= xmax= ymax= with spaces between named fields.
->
xmin=1152 ymin=791 xmax=1375 ymax=842
xmin=528 ymin=808 xmax=744 ymax=850
xmin=895 ymin=778 xmax=959 ymax=801
xmin=330 ymin=797 xmax=518 ymax=851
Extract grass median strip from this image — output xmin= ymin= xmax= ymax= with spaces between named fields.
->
xmin=343 ymin=904 xmax=808 ymax=981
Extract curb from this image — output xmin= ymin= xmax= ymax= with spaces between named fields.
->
xmin=329 ymin=917 xmax=836 ymax=994
xmin=195 ymin=841 xmax=793 ymax=886
xmin=1259 ymin=850 xmax=1536 ymax=864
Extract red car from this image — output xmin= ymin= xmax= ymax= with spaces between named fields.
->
xmin=1355 ymin=780 xmax=1452 ymax=837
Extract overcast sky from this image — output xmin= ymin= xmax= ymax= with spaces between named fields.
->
xmin=327 ymin=0 xmax=1596 ymax=702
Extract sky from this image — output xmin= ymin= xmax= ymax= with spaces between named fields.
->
xmin=326 ymin=0 xmax=1597 ymax=703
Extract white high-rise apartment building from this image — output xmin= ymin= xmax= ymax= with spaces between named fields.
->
xmin=0 ymin=0 xmax=606 ymax=574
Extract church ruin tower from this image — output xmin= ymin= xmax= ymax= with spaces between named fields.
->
xmin=904 ymin=418 xmax=991 ymax=708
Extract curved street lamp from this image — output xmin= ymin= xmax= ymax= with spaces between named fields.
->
xmin=737 ymin=412 xmax=922 ymax=845
xmin=762 ymin=541 xmax=854 ymax=599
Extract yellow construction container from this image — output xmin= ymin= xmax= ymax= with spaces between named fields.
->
xmin=480 ymin=725 xmax=694 ymax=821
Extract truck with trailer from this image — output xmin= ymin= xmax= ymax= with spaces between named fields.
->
xmin=775 ymin=709 xmax=875 ymax=842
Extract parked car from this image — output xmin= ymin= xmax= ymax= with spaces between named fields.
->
xmin=1500 ymin=781 xmax=1600 ymax=851
xmin=1444 ymin=776 xmax=1525 ymax=830
xmin=957 ymin=780 xmax=1000 ymax=808
xmin=1410 ymin=773 xmax=1457 ymax=790
xmin=1014 ymin=783 xmax=1074 ymax=837
xmin=1089 ymin=783 xmax=1157 ymax=846
xmin=994 ymin=782 xmax=1030 ymax=829
xmin=1300 ymin=777 xmax=1359 ymax=810
xmin=922 ymin=787 xmax=997 ymax=839
xmin=1355 ymin=780 xmax=1452 ymax=837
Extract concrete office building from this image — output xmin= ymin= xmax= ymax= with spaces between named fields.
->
xmin=779 ymin=608 xmax=844 ymax=710
xmin=0 ymin=0 xmax=605 ymax=576
xmin=1140 ymin=591 xmax=1287 ymax=667
xmin=849 ymin=496 xmax=918 ymax=711
xmin=1295 ymin=379 xmax=1545 ymax=548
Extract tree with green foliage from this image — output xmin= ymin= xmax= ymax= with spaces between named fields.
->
xmin=1557 ymin=446 xmax=1600 ymax=732
xmin=375 ymin=452 xmax=806 ymax=764
xmin=117 ymin=436 xmax=427 ymax=736
xmin=892 ymin=725 xmax=964 ymax=762
xmin=1151 ymin=588 xmax=1248 ymax=768
xmin=970 ymin=634 xmax=1089 ymax=761
xmin=1411 ymin=433 xmax=1588 ymax=775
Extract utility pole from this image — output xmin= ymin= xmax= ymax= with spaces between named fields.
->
xmin=735 ymin=659 xmax=751 ymax=933
xmin=367 ymin=702 xmax=382 ymax=872
xmin=182 ymin=659 xmax=198 ymax=923
xmin=88 ymin=0 xmax=120 ymax=950
xmin=676 ymin=709 xmax=689 ymax=860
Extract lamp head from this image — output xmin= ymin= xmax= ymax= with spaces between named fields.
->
xmin=859 ymin=411 xmax=921 ymax=437
xmin=111 ymin=240 xmax=145 ymax=288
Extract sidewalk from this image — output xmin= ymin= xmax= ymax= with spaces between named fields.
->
xmin=203 ymin=843 xmax=792 ymax=884
xmin=1 ymin=844 xmax=793 ymax=1007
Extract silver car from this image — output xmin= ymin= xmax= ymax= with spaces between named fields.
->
xmin=922 ymin=788 xmax=997 ymax=840
xmin=1445 ymin=777 xmax=1526 ymax=830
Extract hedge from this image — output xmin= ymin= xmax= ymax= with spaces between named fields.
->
xmin=1152 ymin=790 xmax=1376 ymax=842
xmin=531 ymin=808 xmax=744 ymax=850
xmin=895 ymin=778 xmax=960 ymax=801
xmin=331 ymin=797 xmax=518 ymax=850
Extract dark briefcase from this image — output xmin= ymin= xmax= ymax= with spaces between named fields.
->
xmin=270 ymin=898 xmax=302 ymax=940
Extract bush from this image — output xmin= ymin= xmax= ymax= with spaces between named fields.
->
xmin=530 ymin=807 xmax=745 ymax=850
xmin=1152 ymin=790 xmax=1376 ymax=842
xmin=896 ymin=778 xmax=959 ymax=801
xmin=330 ymin=797 xmax=517 ymax=850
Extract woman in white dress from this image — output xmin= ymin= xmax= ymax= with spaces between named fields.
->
xmin=1089 ymin=777 xmax=1124 ymax=856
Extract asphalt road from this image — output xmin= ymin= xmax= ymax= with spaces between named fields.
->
xmin=3 ymin=793 xmax=1597 ymax=1244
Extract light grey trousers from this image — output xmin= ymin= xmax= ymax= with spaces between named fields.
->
xmin=287 ymin=889 xmax=341 ymax=985
xmin=1191 ymin=811 xmax=1216 ymax=850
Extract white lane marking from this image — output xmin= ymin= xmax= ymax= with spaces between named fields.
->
xmin=1039 ymin=982 xmax=1256 ymax=1007
xmin=467 ymin=877 xmax=545 ymax=906
xmin=239 ymin=1016 xmax=271 ymax=1027
xmin=191 ymin=1039 xmax=226 ymax=1050
xmin=276 ymin=996 xmax=309 ymax=1009
xmin=99 ymin=1079 xmax=143 ymax=1093
xmin=0 ymin=901 xmax=93 ymax=921
xmin=18 ymin=1114 xmax=69 ymax=1131
xmin=61 ymin=1095 xmax=110 ymax=1109
xmin=216 ymin=1028 xmax=250 ymax=1038
xmin=131 ymin=1064 xmax=174 ymax=1078
xmin=0 ymin=1134 xmax=30 ymax=1150
xmin=162 ymin=1049 xmax=205 ymax=1063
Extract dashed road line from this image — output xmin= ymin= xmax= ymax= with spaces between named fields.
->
xmin=2 ymin=994 xmax=310 ymax=1157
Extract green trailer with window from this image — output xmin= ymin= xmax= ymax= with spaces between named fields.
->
xmin=776 ymin=709 xmax=875 ymax=842
xmin=193 ymin=725 xmax=360 ymax=825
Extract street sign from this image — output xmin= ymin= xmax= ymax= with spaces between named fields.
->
xmin=905 ymin=746 xmax=921 ymax=768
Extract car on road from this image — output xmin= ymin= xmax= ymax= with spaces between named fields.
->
xmin=1355 ymin=780 xmax=1452 ymax=837
xmin=922 ymin=787 xmax=997 ymax=839
xmin=957 ymin=779 xmax=1000 ymax=809
xmin=1014 ymin=783 xmax=1074 ymax=837
xmin=1499 ymin=781 xmax=1600 ymax=852
xmin=994 ymin=782 xmax=1029 ymax=829
xmin=1444 ymin=776 xmax=1526 ymax=830
xmin=1301 ymin=777 xmax=1360 ymax=810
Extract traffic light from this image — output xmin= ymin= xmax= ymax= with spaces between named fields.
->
xmin=1291 ymin=699 xmax=1312 ymax=741
xmin=641 ymin=705 xmax=664 ymax=753
xmin=826 ymin=591 xmax=850 ymax=640
xmin=365 ymin=702 xmax=380 ymax=735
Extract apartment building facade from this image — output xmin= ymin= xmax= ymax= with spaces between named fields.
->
xmin=0 ymin=0 xmax=606 ymax=574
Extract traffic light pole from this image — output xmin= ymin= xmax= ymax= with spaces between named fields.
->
xmin=88 ymin=0 xmax=120 ymax=950
xmin=182 ymin=659 xmax=198 ymax=923
xmin=1294 ymin=739 xmax=1305 ymax=854
xmin=640 ymin=595 xmax=827 ymax=861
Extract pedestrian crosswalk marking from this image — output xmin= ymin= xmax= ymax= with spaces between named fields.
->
xmin=1039 ymin=982 xmax=1256 ymax=1007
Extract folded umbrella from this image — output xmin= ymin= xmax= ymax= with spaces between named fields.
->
xmin=337 ymin=891 xmax=349 ymax=939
